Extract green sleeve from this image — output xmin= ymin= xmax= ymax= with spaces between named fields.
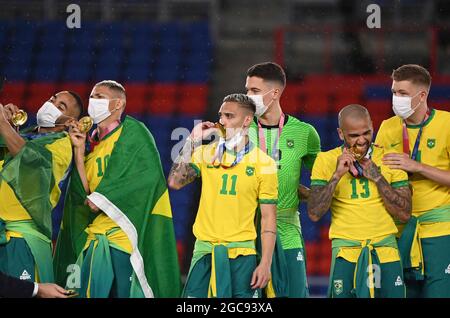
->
xmin=303 ymin=125 xmax=321 ymax=170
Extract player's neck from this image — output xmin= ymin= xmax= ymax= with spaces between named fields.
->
xmin=97 ymin=116 xmax=120 ymax=137
xmin=405 ymin=103 xmax=429 ymax=125
xmin=258 ymin=102 xmax=283 ymax=126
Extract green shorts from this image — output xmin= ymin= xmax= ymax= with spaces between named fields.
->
xmin=277 ymin=221 xmax=309 ymax=298
xmin=0 ymin=237 xmax=37 ymax=282
xmin=183 ymin=254 xmax=258 ymax=298
xmin=80 ymin=242 xmax=133 ymax=298
xmin=330 ymin=257 xmax=405 ymax=298
xmin=283 ymin=248 xmax=309 ymax=298
xmin=405 ymin=234 xmax=450 ymax=298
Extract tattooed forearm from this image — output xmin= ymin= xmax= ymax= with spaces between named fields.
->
xmin=307 ymin=175 xmax=340 ymax=222
xmin=375 ymin=177 xmax=412 ymax=223
xmin=168 ymin=162 xmax=198 ymax=189
xmin=167 ymin=137 xmax=201 ymax=190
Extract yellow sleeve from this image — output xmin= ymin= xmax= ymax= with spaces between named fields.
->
xmin=190 ymin=145 xmax=205 ymax=177
xmin=257 ymin=157 xmax=278 ymax=204
xmin=375 ymin=120 xmax=388 ymax=148
xmin=310 ymin=151 xmax=333 ymax=186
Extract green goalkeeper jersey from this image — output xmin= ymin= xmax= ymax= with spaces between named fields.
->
xmin=249 ymin=114 xmax=321 ymax=248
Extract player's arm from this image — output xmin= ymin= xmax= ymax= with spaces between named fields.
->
xmin=67 ymin=120 xmax=90 ymax=194
xmin=297 ymin=184 xmax=310 ymax=201
xmin=308 ymin=176 xmax=340 ymax=222
xmin=251 ymin=203 xmax=276 ymax=290
xmin=383 ymin=153 xmax=450 ymax=187
xmin=360 ymin=159 xmax=412 ymax=223
xmin=308 ymin=149 xmax=353 ymax=222
xmin=168 ymin=121 xmax=216 ymax=190
xmin=167 ymin=137 xmax=201 ymax=190
xmin=0 ymin=103 xmax=26 ymax=156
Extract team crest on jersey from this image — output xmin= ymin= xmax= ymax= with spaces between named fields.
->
xmin=427 ymin=138 xmax=436 ymax=149
xmin=333 ymin=279 xmax=343 ymax=295
xmin=287 ymin=139 xmax=294 ymax=148
xmin=246 ymin=166 xmax=255 ymax=176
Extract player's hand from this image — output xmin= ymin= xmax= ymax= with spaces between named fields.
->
xmin=334 ymin=148 xmax=355 ymax=179
xmin=382 ymin=153 xmax=421 ymax=173
xmin=67 ymin=119 xmax=86 ymax=149
xmin=359 ymin=158 xmax=382 ymax=182
xmin=190 ymin=121 xmax=216 ymax=142
xmin=36 ymin=283 xmax=68 ymax=298
xmin=250 ymin=263 xmax=271 ymax=289
xmin=85 ymin=199 xmax=100 ymax=213
xmin=298 ymin=184 xmax=310 ymax=201
xmin=0 ymin=104 xmax=10 ymax=125
xmin=2 ymin=103 xmax=20 ymax=123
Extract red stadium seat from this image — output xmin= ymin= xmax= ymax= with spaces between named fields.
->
xmin=148 ymin=84 xmax=177 ymax=114
xmin=25 ymin=83 xmax=57 ymax=112
xmin=0 ymin=82 xmax=26 ymax=106
xmin=124 ymin=83 xmax=149 ymax=113
xmin=178 ymin=84 xmax=208 ymax=115
xmin=281 ymin=83 xmax=302 ymax=114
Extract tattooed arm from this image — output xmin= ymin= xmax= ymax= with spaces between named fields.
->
xmin=360 ymin=159 xmax=412 ymax=223
xmin=167 ymin=137 xmax=201 ymax=190
xmin=167 ymin=121 xmax=216 ymax=190
xmin=307 ymin=176 xmax=340 ymax=222
xmin=308 ymin=149 xmax=355 ymax=222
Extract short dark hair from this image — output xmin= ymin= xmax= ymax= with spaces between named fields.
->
xmin=67 ymin=91 xmax=83 ymax=119
xmin=391 ymin=64 xmax=431 ymax=89
xmin=338 ymin=104 xmax=371 ymax=128
xmin=247 ymin=62 xmax=286 ymax=87
xmin=223 ymin=93 xmax=256 ymax=114
xmin=94 ymin=80 xmax=126 ymax=97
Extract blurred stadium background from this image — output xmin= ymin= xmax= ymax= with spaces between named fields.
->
xmin=0 ymin=0 xmax=449 ymax=297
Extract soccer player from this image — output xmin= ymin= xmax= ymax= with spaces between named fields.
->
xmin=308 ymin=104 xmax=412 ymax=298
xmin=168 ymin=93 xmax=278 ymax=298
xmin=376 ymin=64 xmax=450 ymax=298
xmin=246 ymin=62 xmax=321 ymax=297
xmin=54 ymin=80 xmax=181 ymax=298
xmin=0 ymin=92 xmax=82 ymax=285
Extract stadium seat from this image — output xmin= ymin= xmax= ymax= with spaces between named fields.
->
xmin=0 ymin=82 xmax=26 ymax=105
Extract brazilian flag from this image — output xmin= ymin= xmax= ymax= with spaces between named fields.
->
xmin=0 ymin=131 xmax=69 ymax=239
xmin=54 ymin=116 xmax=182 ymax=297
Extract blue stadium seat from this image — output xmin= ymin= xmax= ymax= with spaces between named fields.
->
xmin=124 ymin=64 xmax=149 ymax=82
xmin=63 ymin=64 xmax=91 ymax=81
xmin=127 ymin=49 xmax=153 ymax=67
xmin=364 ymin=85 xmax=391 ymax=100
xmin=93 ymin=66 xmax=120 ymax=81
xmin=66 ymin=50 xmax=94 ymax=67
xmin=33 ymin=64 xmax=61 ymax=81
xmin=182 ymin=69 xmax=209 ymax=83
xmin=429 ymin=85 xmax=450 ymax=100
xmin=152 ymin=66 xmax=179 ymax=82
xmin=3 ymin=65 xmax=30 ymax=81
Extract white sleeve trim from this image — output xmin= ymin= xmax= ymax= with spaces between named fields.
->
xmin=87 ymin=191 xmax=154 ymax=298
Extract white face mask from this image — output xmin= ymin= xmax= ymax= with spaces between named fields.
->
xmin=88 ymin=98 xmax=112 ymax=124
xmin=392 ymin=91 xmax=422 ymax=119
xmin=37 ymin=101 xmax=63 ymax=127
xmin=218 ymin=127 xmax=245 ymax=150
xmin=247 ymin=89 xmax=274 ymax=117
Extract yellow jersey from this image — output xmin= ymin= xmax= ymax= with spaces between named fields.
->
xmin=0 ymin=135 xmax=72 ymax=223
xmin=375 ymin=108 xmax=450 ymax=238
xmin=84 ymin=125 xmax=132 ymax=253
xmin=311 ymin=145 xmax=409 ymax=241
xmin=190 ymin=141 xmax=278 ymax=242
